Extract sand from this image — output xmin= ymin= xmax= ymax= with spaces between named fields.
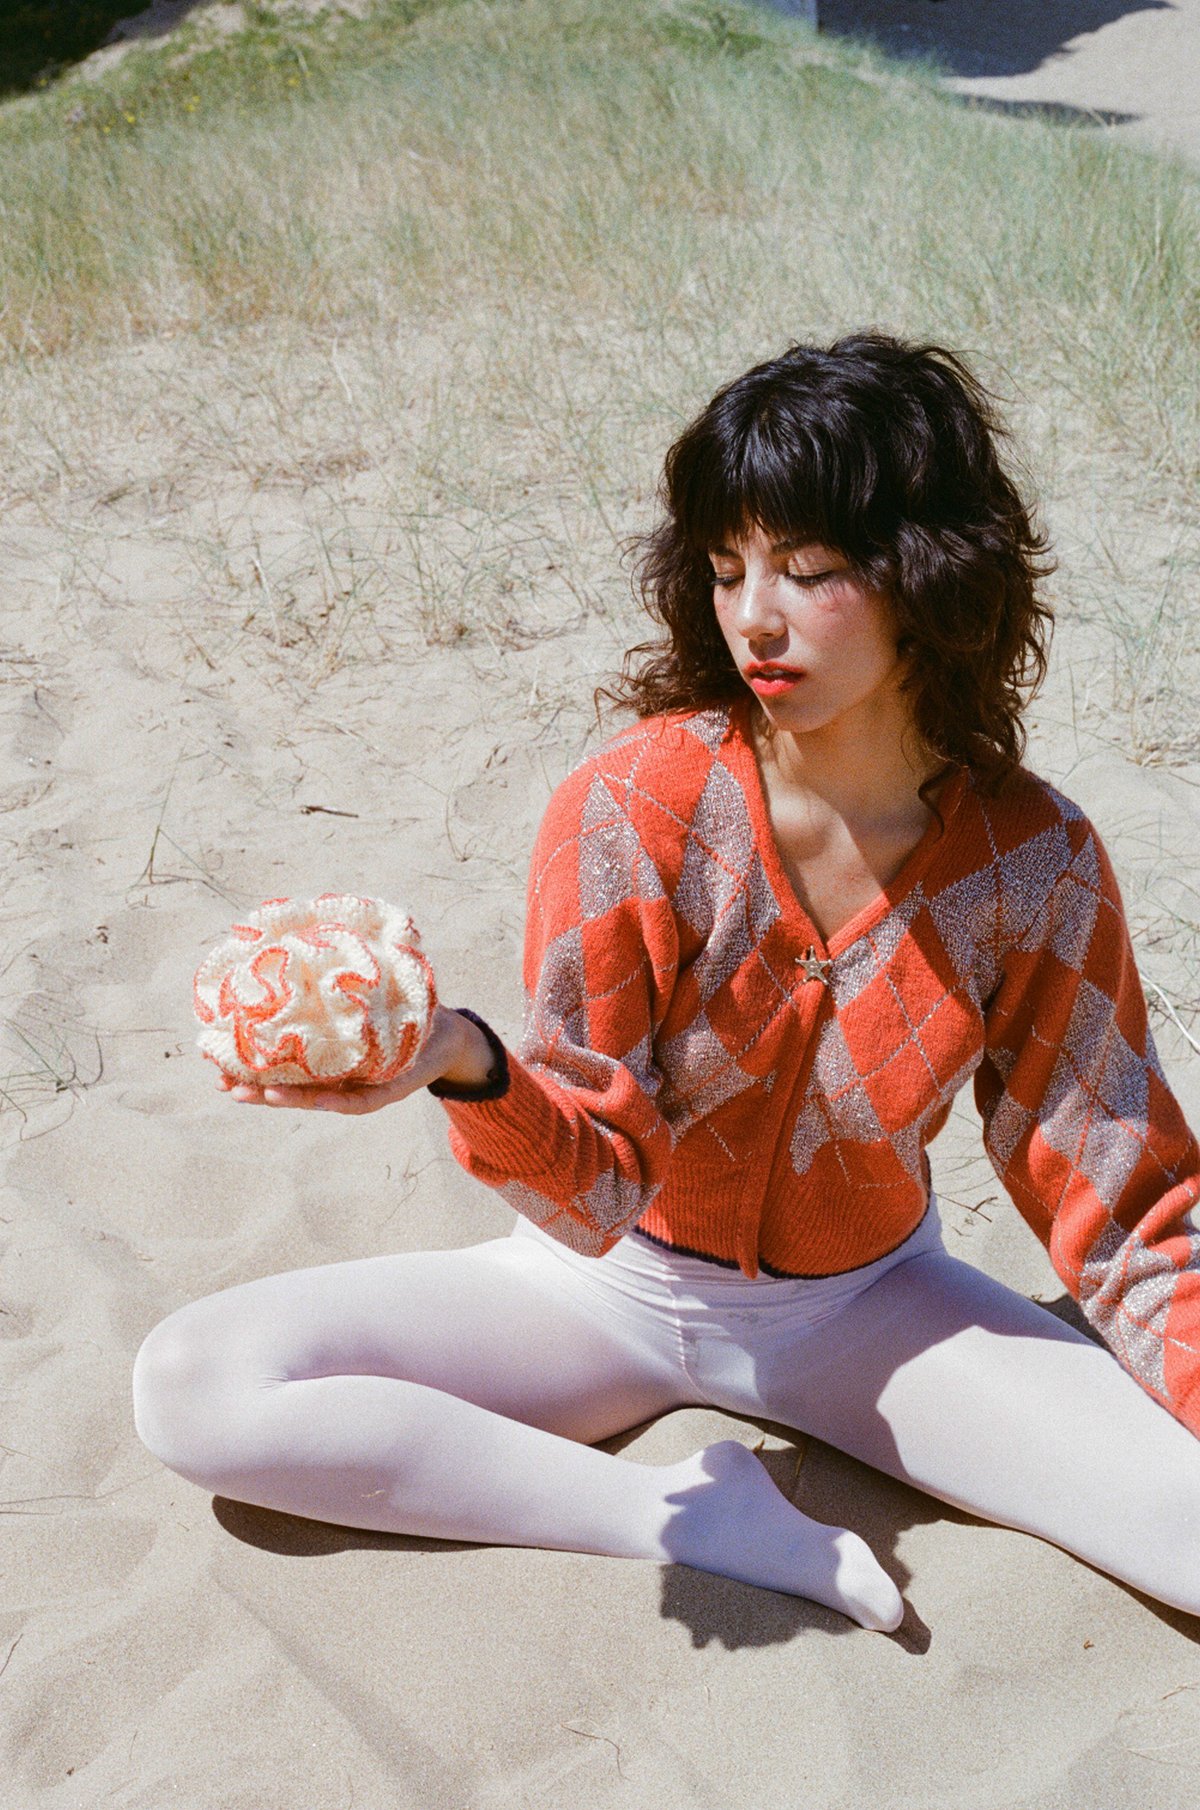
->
xmin=3 ymin=11 xmax=1200 ymax=1810
xmin=815 ymin=0 xmax=1200 ymax=166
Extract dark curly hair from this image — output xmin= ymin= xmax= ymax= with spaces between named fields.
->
xmin=603 ymin=333 xmax=1054 ymax=791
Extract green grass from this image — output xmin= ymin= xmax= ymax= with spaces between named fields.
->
xmin=9 ymin=4 xmax=1200 ymax=537
xmin=2 ymin=0 xmax=1198 ymax=759
xmin=2 ymin=0 xmax=1195 ymax=448
xmin=3 ymin=0 xmax=1197 ymax=501
xmin=1 ymin=0 xmax=1197 ymax=1048
xmin=0 ymin=1 xmax=459 ymax=102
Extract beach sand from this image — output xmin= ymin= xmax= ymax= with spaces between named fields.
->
xmin=816 ymin=0 xmax=1200 ymax=166
xmin=2 ymin=10 xmax=1200 ymax=1808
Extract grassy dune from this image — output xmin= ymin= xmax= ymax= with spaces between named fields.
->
xmin=1 ymin=0 xmax=1197 ymax=1050
xmin=2 ymin=1 xmax=1196 ymax=456
xmin=6 ymin=3 xmax=1198 ymax=714
xmin=3 ymin=1 xmax=1196 ymax=673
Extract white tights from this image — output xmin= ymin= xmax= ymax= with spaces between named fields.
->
xmin=132 ymin=1204 xmax=1200 ymax=1632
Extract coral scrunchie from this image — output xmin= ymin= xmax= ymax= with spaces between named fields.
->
xmin=194 ymin=894 xmax=437 ymax=1087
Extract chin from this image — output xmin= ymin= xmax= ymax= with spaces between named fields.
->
xmin=757 ymin=695 xmax=836 ymax=734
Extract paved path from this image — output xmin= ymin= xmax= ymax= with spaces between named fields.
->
xmin=800 ymin=0 xmax=1199 ymax=165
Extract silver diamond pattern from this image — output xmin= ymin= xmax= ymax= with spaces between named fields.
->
xmin=497 ymin=706 xmax=1199 ymax=1404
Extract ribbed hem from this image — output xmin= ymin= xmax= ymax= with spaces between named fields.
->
xmin=631 ymin=1196 xmax=936 ymax=1278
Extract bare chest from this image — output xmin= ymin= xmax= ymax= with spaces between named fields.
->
xmin=765 ymin=796 xmax=934 ymax=947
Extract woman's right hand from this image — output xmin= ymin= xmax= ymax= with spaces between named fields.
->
xmin=218 ymin=1005 xmax=497 ymax=1114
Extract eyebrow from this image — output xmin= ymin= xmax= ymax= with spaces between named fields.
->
xmin=708 ymin=537 xmax=824 ymax=558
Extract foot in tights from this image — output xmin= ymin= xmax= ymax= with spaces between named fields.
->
xmin=652 ymin=1442 xmax=904 ymax=1632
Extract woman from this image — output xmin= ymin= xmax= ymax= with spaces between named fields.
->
xmin=133 ymin=333 xmax=1200 ymax=1634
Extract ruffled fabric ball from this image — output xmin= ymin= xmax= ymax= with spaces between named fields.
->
xmin=194 ymin=894 xmax=437 ymax=1087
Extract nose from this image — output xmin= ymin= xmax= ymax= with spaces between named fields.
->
xmin=730 ymin=563 xmax=785 ymax=642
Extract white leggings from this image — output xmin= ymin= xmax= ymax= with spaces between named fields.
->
xmin=132 ymin=1202 xmax=1200 ymax=1629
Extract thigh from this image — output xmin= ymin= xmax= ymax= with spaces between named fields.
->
xmin=749 ymin=1249 xmax=1200 ymax=1611
xmin=151 ymin=1234 xmax=692 ymax=1445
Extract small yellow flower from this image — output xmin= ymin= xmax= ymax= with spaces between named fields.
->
xmin=125 ymin=112 xmax=136 ymax=123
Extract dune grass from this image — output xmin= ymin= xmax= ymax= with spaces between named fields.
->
xmin=0 ymin=3 xmax=1195 ymax=709
xmin=4 ymin=3 xmax=1198 ymax=721
xmin=1 ymin=1 xmax=1196 ymax=456
xmin=1 ymin=0 xmax=1197 ymax=1054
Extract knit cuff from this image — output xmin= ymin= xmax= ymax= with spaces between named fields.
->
xmin=441 ymin=1052 xmax=582 ymax=1188
xmin=426 ymin=1008 xmax=511 ymax=1102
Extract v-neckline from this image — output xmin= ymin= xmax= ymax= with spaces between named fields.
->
xmin=724 ymin=696 xmax=968 ymax=959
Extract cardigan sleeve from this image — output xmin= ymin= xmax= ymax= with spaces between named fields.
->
xmin=973 ymin=814 xmax=1200 ymax=1435
xmin=437 ymin=756 xmax=681 ymax=1255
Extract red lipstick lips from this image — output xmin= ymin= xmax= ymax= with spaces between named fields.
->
xmin=745 ymin=662 xmax=805 ymax=698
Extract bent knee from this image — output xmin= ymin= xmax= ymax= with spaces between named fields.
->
xmin=132 ymin=1305 xmax=263 ymax=1487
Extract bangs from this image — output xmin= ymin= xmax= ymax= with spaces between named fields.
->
xmin=619 ymin=333 xmax=1052 ymax=787
xmin=671 ymin=398 xmax=854 ymax=559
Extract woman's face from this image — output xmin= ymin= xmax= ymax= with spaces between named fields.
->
xmin=709 ymin=524 xmax=906 ymax=739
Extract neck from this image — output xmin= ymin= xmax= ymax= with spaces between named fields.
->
xmin=750 ymin=691 xmax=942 ymax=826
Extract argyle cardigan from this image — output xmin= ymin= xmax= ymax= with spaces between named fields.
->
xmin=441 ymin=702 xmax=1200 ymax=1435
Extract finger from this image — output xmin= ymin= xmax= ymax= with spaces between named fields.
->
xmin=299 ymin=1082 xmax=413 ymax=1114
xmin=302 ymin=1086 xmax=383 ymax=1114
xmin=259 ymin=1084 xmax=326 ymax=1108
xmin=223 ymin=1081 xmax=343 ymax=1110
xmin=223 ymin=1079 xmax=411 ymax=1113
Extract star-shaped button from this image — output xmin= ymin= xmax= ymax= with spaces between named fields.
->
xmin=797 ymin=945 xmax=832 ymax=985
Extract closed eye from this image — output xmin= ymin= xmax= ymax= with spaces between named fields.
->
xmin=790 ymin=566 xmax=848 ymax=587
xmin=710 ymin=564 xmax=850 ymax=591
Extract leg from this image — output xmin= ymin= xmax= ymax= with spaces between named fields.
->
xmin=133 ymin=1235 xmax=690 ymax=1556
xmin=132 ymin=1232 xmax=903 ymax=1628
xmin=747 ymin=1246 xmax=1200 ymax=1617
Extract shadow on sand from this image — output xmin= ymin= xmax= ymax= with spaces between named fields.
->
xmin=215 ymin=1423 xmax=1200 ymax=1657
xmin=214 ymin=1260 xmax=1200 ymax=1660
xmin=802 ymin=0 xmax=1170 ymax=80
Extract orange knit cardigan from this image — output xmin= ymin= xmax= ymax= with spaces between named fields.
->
xmin=441 ymin=702 xmax=1200 ymax=1436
